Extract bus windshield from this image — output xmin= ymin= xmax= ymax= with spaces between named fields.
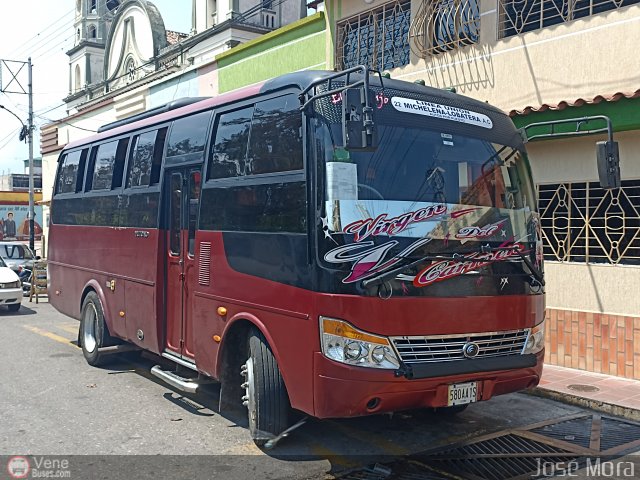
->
xmin=311 ymin=104 xmax=542 ymax=294
xmin=318 ymin=123 xmax=535 ymax=209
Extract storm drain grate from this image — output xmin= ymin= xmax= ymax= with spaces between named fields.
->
xmin=600 ymin=417 xmax=640 ymax=452
xmin=416 ymin=434 xmax=577 ymax=480
xmin=337 ymin=413 xmax=640 ymax=480
xmin=430 ymin=433 xmax=573 ymax=457
xmin=340 ymin=462 xmax=451 ymax=480
xmin=531 ymin=416 xmax=593 ymax=449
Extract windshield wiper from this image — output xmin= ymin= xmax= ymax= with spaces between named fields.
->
xmin=488 ymin=244 xmax=545 ymax=286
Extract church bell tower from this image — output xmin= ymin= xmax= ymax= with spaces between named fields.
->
xmin=67 ymin=0 xmax=119 ymax=97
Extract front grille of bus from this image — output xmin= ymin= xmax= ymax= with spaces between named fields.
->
xmin=390 ymin=329 xmax=529 ymax=364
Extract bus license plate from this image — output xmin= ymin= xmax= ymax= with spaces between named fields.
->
xmin=447 ymin=382 xmax=478 ymax=406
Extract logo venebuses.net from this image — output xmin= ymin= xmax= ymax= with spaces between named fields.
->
xmin=7 ymin=456 xmax=30 ymax=479
xmin=7 ymin=456 xmax=72 ymax=479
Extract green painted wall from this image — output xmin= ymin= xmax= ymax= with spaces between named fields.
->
xmin=217 ymin=13 xmax=327 ymax=93
xmin=512 ymin=97 xmax=640 ymax=141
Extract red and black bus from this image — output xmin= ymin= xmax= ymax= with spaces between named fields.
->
xmin=50 ymin=67 xmax=547 ymax=446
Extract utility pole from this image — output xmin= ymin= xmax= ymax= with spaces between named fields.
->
xmin=28 ymin=58 xmax=34 ymax=252
xmin=0 ymin=57 xmax=35 ymax=252
xmin=27 ymin=57 xmax=36 ymax=252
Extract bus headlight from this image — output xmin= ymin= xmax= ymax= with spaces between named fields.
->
xmin=523 ymin=320 xmax=546 ymax=355
xmin=320 ymin=317 xmax=400 ymax=369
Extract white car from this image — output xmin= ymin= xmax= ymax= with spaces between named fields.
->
xmin=0 ymin=256 xmax=22 ymax=311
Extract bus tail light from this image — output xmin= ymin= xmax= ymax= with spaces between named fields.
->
xmin=320 ymin=317 xmax=400 ymax=369
xmin=523 ymin=320 xmax=546 ymax=355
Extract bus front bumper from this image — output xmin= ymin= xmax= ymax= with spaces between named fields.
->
xmin=312 ymin=350 xmax=544 ymax=419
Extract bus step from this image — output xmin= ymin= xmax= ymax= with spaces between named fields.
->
xmin=150 ymin=365 xmax=202 ymax=393
xmin=96 ymin=344 xmax=141 ymax=355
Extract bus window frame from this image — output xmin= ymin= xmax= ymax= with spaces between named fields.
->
xmin=119 ymin=123 xmax=170 ymax=230
xmin=123 ymin=124 xmax=170 ymax=192
xmin=84 ymin=136 xmax=130 ymax=193
xmin=164 ymin=110 xmax=214 ymax=167
xmin=203 ymin=90 xmax=306 ymax=187
xmin=160 ymin=109 xmax=214 ymax=236
xmin=201 ymin=89 xmax=308 ymax=235
xmin=54 ymin=147 xmax=89 ymax=196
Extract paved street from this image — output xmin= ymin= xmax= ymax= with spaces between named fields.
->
xmin=0 ymin=300 xmax=634 ymax=479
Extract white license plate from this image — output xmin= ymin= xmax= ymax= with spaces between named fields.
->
xmin=447 ymin=382 xmax=478 ymax=406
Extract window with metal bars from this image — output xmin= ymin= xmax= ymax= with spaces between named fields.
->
xmin=409 ymin=0 xmax=480 ymax=57
xmin=499 ymin=0 xmax=640 ymax=38
xmin=335 ymin=0 xmax=411 ymax=71
xmin=537 ymin=180 xmax=640 ymax=265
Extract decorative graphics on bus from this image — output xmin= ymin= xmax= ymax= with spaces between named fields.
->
xmin=376 ymin=93 xmax=390 ymax=109
xmin=329 ymin=92 xmax=389 ymax=110
xmin=324 ymin=238 xmax=432 ymax=284
xmin=326 ymin=200 xmax=530 ymax=242
xmin=413 ymin=242 xmax=525 ymax=288
xmin=391 ymin=97 xmax=493 ymax=129
xmin=342 ymin=204 xmax=447 ymax=242
xmin=455 ymin=219 xmax=508 ymax=241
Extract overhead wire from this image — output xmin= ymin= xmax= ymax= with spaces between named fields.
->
xmin=7 ymin=7 xmax=76 ymax=60
xmin=14 ymin=0 xmax=296 ymax=121
xmin=0 ymin=127 xmax=23 ymax=152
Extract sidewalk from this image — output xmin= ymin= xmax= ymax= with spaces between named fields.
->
xmin=534 ymin=364 xmax=640 ymax=421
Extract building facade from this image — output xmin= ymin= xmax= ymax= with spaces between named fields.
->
xmin=324 ymin=0 xmax=640 ymax=379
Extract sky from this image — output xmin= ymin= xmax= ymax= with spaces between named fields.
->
xmin=0 ymin=0 xmax=191 ymax=175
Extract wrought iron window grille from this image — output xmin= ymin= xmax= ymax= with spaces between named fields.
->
xmin=538 ymin=180 xmax=640 ymax=265
xmin=335 ymin=0 xmax=411 ymax=71
xmin=498 ymin=0 xmax=640 ymax=38
xmin=409 ymin=0 xmax=480 ymax=57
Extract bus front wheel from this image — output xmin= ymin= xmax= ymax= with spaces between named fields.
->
xmin=80 ymin=291 xmax=114 ymax=367
xmin=242 ymin=329 xmax=290 ymax=446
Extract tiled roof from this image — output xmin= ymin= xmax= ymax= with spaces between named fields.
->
xmin=509 ymin=89 xmax=640 ymax=117
xmin=166 ymin=30 xmax=188 ymax=45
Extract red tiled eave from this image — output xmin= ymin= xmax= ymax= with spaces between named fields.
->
xmin=509 ymin=89 xmax=640 ymax=117
xmin=166 ymin=30 xmax=188 ymax=45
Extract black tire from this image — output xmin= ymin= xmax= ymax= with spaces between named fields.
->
xmin=80 ymin=291 xmax=114 ymax=367
xmin=7 ymin=303 xmax=20 ymax=312
xmin=242 ymin=328 xmax=290 ymax=446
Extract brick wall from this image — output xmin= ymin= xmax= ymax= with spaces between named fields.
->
xmin=544 ymin=308 xmax=640 ymax=380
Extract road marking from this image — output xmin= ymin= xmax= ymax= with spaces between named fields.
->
xmin=57 ymin=324 xmax=79 ymax=335
xmin=224 ymin=442 xmax=263 ymax=455
xmin=304 ymin=440 xmax=361 ymax=469
xmin=23 ymin=325 xmax=79 ymax=349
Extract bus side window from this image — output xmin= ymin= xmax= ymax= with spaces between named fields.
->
xmin=88 ymin=138 xmax=128 ymax=191
xmin=248 ymin=94 xmax=302 ymax=175
xmin=56 ymin=149 xmax=87 ymax=194
xmin=89 ymin=141 xmax=118 ymax=190
xmin=150 ymin=127 xmax=167 ymax=185
xmin=166 ymin=111 xmax=211 ymax=163
xmin=127 ymin=131 xmax=157 ymax=188
xmin=112 ymin=138 xmax=129 ymax=189
xmin=208 ymin=107 xmax=254 ymax=180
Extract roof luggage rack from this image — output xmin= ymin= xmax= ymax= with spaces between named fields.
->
xmin=299 ymin=65 xmax=385 ymax=150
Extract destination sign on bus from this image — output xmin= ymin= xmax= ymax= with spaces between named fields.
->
xmin=391 ymin=97 xmax=493 ymax=129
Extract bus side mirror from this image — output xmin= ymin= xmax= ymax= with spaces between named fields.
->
xmin=596 ymin=140 xmax=621 ymax=189
xmin=342 ymin=88 xmax=378 ymax=151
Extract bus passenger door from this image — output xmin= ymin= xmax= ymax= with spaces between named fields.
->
xmin=164 ymin=168 xmax=201 ymax=361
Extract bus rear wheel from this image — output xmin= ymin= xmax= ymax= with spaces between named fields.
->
xmin=80 ymin=291 xmax=114 ymax=367
xmin=241 ymin=328 xmax=290 ymax=446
